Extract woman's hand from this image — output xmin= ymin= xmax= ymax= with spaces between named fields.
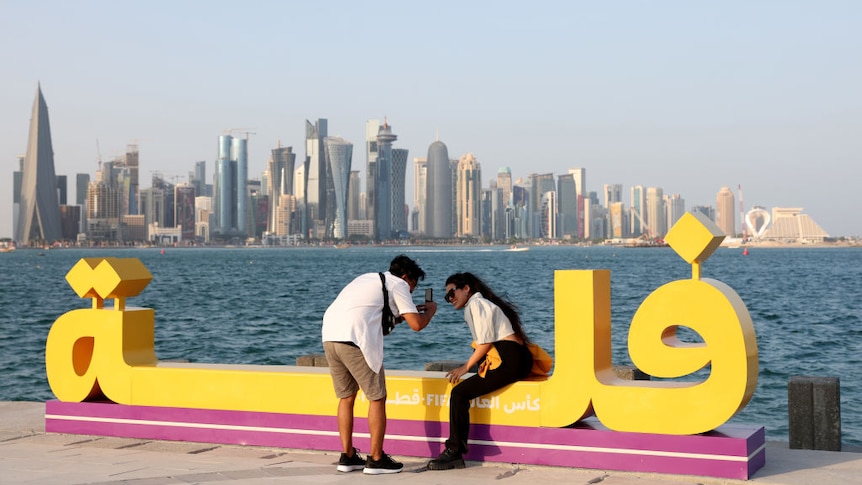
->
xmin=445 ymin=365 xmax=469 ymax=383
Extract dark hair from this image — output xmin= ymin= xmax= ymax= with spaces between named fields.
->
xmin=389 ymin=255 xmax=426 ymax=282
xmin=445 ymin=272 xmax=530 ymax=344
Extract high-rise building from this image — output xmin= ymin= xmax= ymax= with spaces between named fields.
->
xmin=323 ymin=136 xmax=353 ymax=240
xmin=665 ymin=193 xmax=686 ymax=230
xmin=529 ymin=173 xmax=555 ymax=238
xmin=12 ymin=157 xmax=23 ymax=239
xmin=266 ymin=145 xmax=296 ymax=234
xmin=496 ymin=167 xmax=513 ymax=209
xmin=557 ymin=173 xmax=578 ymax=239
xmin=569 ymin=168 xmax=586 ymax=240
xmin=192 ymin=161 xmax=207 ymax=198
xmin=541 ymin=191 xmax=558 ymax=239
xmin=412 ymin=158 xmax=427 ymax=234
xmin=375 ymin=122 xmax=397 ymax=240
xmin=603 ymin=184 xmax=622 ymax=208
xmin=609 ymin=201 xmax=625 ymax=238
xmin=425 ymin=140 xmax=453 ymax=238
xmin=391 ymin=147 xmax=409 ymax=236
xmin=175 ymin=184 xmax=196 ymax=241
xmin=213 ymin=134 xmax=248 ymax=238
xmin=365 ymin=119 xmax=380 ymax=225
xmin=630 ymin=185 xmax=646 ymax=237
xmin=646 ymin=187 xmax=666 ymax=239
xmin=455 ymin=153 xmax=482 ymax=237
xmin=16 ymin=84 xmax=63 ymax=244
xmin=125 ymin=145 xmax=140 ymax=214
xmin=348 ymin=170 xmax=361 ymax=221
xmin=716 ymin=186 xmax=736 ymax=236
xmin=304 ymin=119 xmax=328 ymax=239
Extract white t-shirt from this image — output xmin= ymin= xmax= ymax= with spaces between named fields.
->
xmin=322 ymin=271 xmax=418 ymax=373
xmin=463 ymin=292 xmax=516 ymax=344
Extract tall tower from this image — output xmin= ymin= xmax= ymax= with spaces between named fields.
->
xmin=456 ymin=153 xmax=481 ymax=237
xmin=412 ymin=158 xmax=428 ymax=234
xmin=365 ymin=119 xmax=380 ymax=225
xmin=375 ymin=121 xmax=397 ymax=241
xmin=557 ymin=173 xmax=578 ymax=238
xmin=323 ymin=136 xmax=353 ymax=240
xmin=425 ymin=139 xmax=453 ymax=238
xmin=267 ymin=145 xmax=295 ymax=233
xmin=391 ymin=147 xmax=409 ymax=235
xmin=304 ymin=119 xmax=328 ymax=239
xmin=213 ymin=134 xmax=248 ymax=237
xmin=17 ymin=84 xmax=63 ymax=244
xmin=630 ymin=185 xmax=646 ymax=237
xmin=646 ymin=187 xmax=666 ymax=239
xmin=716 ymin=186 xmax=736 ymax=237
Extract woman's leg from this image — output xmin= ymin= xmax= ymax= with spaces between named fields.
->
xmin=446 ymin=342 xmax=531 ymax=452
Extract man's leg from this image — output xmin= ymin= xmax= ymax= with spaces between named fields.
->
xmin=337 ymin=392 xmax=358 ymax=455
xmin=367 ymin=397 xmax=386 ymax=461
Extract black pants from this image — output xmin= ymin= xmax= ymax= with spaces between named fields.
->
xmin=446 ymin=340 xmax=532 ymax=453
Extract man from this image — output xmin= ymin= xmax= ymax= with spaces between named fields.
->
xmin=321 ymin=255 xmax=437 ymax=474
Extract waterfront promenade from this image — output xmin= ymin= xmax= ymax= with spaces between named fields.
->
xmin=2 ymin=402 xmax=861 ymax=485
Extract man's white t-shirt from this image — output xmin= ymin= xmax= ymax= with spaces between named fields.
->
xmin=322 ymin=271 xmax=418 ymax=373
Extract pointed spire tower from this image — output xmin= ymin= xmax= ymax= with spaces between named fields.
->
xmin=16 ymin=84 xmax=63 ymax=244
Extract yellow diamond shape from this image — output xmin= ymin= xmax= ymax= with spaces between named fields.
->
xmin=665 ymin=211 xmax=725 ymax=264
xmin=65 ymin=258 xmax=106 ymax=299
xmin=92 ymin=258 xmax=152 ymax=299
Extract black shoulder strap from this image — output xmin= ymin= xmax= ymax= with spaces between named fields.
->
xmin=378 ymin=272 xmax=392 ymax=309
xmin=379 ymin=272 xmax=395 ymax=335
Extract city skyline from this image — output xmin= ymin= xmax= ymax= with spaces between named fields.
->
xmin=2 ymin=2 xmax=860 ymax=237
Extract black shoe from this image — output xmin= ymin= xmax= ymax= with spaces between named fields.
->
xmin=428 ymin=447 xmax=466 ymax=470
xmin=336 ymin=447 xmax=366 ymax=472
xmin=363 ymin=453 xmax=404 ymax=474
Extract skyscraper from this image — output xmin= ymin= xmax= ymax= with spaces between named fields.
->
xmin=304 ymin=119 xmax=328 ymax=239
xmin=365 ymin=119 xmax=380 ymax=225
xmin=16 ymin=84 xmax=63 ymax=244
xmin=529 ymin=173 xmax=555 ymax=238
xmin=375 ymin=121 xmax=397 ymax=240
xmin=412 ymin=158 xmax=428 ymax=234
xmin=456 ymin=153 xmax=482 ymax=237
xmin=630 ymin=185 xmax=646 ymax=237
xmin=391 ymin=147 xmax=409 ymax=236
xmin=716 ymin=186 xmax=736 ymax=237
xmin=646 ymin=187 xmax=666 ymax=239
xmin=557 ymin=173 xmax=578 ymax=239
xmin=214 ymin=134 xmax=248 ymax=238
xmin=425 ymin=140 xmax=453 ymax=238
xmin=267 ymin=145 xmax=296 ymax=234
xmin=569 ymin=168 xmax=586 ymax=240
xmin=323 ymin=136 xmax=353 ymax=240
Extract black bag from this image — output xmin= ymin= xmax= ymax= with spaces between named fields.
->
xmin=379 ymin=272 xmax=397 ymax=336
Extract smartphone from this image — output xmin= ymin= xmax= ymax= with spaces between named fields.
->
xmin=424 ymin=288 xmax=433 ymax=302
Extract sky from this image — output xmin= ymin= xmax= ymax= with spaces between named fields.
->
xmin=1 ymin=1 xmax=861 ymax=238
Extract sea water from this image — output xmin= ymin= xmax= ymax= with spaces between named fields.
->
xmin=1 ymin=245 xmax=860 ymax=446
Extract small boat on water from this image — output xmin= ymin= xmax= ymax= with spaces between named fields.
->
xmin=333 ymin=243 xmax=352 ymax=249
xmin=508 ymin=245 xmax=529 ymax=252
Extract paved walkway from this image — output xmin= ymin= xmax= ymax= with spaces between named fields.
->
xmin=2 ymin=401 xmax=861 ymax=484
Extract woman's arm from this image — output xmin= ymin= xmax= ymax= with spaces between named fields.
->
xmin=445 ymin=342 xmax=493 ymax=383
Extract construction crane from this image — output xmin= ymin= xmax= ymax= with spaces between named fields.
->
xmin=223 ymin=128 xmax=257 ymax=140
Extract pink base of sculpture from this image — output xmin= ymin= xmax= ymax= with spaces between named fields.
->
xmin=45 ymin=400 xmax=765 ymax=479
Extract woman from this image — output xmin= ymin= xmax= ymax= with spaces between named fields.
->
xmin=428 ymin=272 xmax=533 ymax=471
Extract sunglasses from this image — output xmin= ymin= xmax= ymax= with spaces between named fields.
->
xmin=445 ymin=288 xmax=456 ymax=303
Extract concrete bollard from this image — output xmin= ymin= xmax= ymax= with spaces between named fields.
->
xmin=612 ymin=365 xmax=651 ymax=381
xmin=788 ymin=376 xmax=841 ymax=451
xmin=296 ymin=353 xmax=329 ymax=367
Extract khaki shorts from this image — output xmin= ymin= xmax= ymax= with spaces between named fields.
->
xmin=323 ymin=341 xmax=387 ymax=401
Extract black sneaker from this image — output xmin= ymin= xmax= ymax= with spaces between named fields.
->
xmin=336 ymin=447 xmax=366 ymax=472
xmin=363 ymin=453 xmax=403 ymax=474
xmin=428 ymin=447 xmax=465 ymax=470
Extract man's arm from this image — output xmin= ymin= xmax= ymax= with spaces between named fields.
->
xmin=401 ymin=301 xmax=437 ymax=332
